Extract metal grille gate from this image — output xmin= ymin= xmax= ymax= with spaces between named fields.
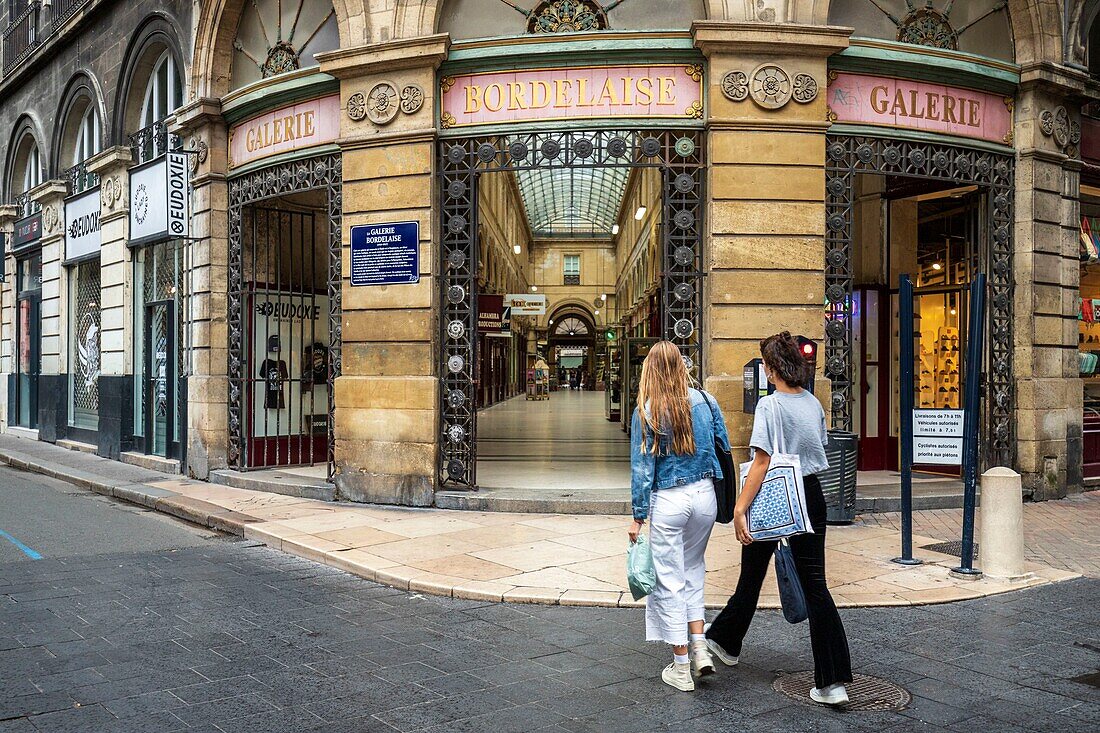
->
xmin=227 ymin=155 xmax=342 ymax=477
xmin=438 ymin=130 xmax=705 ymax=487
xmin=824 ymin=134 xmax=1015 ymax=467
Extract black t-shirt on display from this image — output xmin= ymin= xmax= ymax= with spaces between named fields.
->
xmin=260 ymin=358 xmax=288 ymax=409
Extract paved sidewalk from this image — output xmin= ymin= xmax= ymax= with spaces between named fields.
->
xmin=0 ymin=434 xmax=1081 ymax=608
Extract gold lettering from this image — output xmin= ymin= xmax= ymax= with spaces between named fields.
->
xmin=508 ymin=82 xmax=526 ymax=110
xmin=597 ymin=77 xmax=620 ymax=106
xmin=908 ymin=90 xmax=925 ymax=119
xmin=891 ymin=89 xmax=907 ymax=117
xmin=576 ymin=78 xmax=591 ymax=107
xmin=869 ymin=86 xmax=889 ymax=114
xmin=967 ymin=100 xmax=980 ymax=127
xmin=657 ymin=77 xmax=675 ymax=105
xmin=636 ymin=77 xmax=653 ymax=105
xmin=303 ymin=110 xmax=315 ymax=137
xmin=531 ymin=80 xmax=552 ymax=109
xmin=273 ymin=120 xmax=284 ymax=144
xmin=925 ymin=92 xmax=939 ymax=120
xmin=554 ymin=79 xmax=572 ymax=108
xmin=283 ymin=116 xmax=294 ymax=141
xmin=465 ymin=85 xmax=482 ymax=114
xmin=485 ymin=83 xmax=504 ymax=113
xmin=942 ymin=95 xmax=957 ymax=124
xmin=246 ymin=127 xmax=256 ymax=152
xmin=622 ymin=77 xmax=634 ymax=105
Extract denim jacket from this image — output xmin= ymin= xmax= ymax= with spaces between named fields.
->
xmin=630 ymin=388 xmax=731 ymax=521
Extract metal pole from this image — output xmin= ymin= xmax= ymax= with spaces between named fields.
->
xmin=893 ymin=274 xmax=921 ymax=565
xmin=954 ymin=272 xmax=986 ymax=576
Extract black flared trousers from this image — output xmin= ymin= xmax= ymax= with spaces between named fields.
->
xmin=706 ymin=475 xmax=853 ymax=689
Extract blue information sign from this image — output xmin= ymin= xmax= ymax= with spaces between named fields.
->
xmin=350 ymin=221 xmax=420 ymax=286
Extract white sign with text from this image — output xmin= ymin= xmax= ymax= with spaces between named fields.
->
xmin=129 ymin=151 xmax=190 ymax=244
xmin=64 ymin=187 xmax=101 ymax=260
xmin=912 ymin=409 xmax=964 ymax=465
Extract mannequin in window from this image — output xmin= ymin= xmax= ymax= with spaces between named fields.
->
xmin=260 ymin=335 xmax=288 ymax=409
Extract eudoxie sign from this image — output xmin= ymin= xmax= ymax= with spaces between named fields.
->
xmin=129 ymin=151 xmax=190 ymax=244
xmin=65 ymin=187 xmax=102 ymax=260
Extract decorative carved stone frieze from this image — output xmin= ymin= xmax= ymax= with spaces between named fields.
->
xmin=722 ymin=65 xmax=816 ymax=109
xmin=1039 ymin=106 xmax=1081 ymax=158
xmin=348 ymin=83 xmax=426 ymax=124
xmin=43 ymin=205 xmax=59 ymax=235
xmin=400 ymin=85 xmax=425 ymax=114
xmin=101 ymin=177 xmax=123 ymax=210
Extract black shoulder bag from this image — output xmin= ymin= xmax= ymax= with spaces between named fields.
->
xmin=701 ymin=390 xmax=735 ymax=524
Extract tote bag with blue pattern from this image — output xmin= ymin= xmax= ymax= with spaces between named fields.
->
xmin=738 ymin=398 xmax=814 ymax=541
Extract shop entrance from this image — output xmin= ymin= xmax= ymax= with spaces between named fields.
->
xmin=439 ymin=130 xmax=704 ymax=491
xmin=227 ymin=155 xmax=341 ymax=476
xmin=13 ymin=252 xmax=41 ymax=429
xmin=827 ymin=134 xmax=1015 ymax=477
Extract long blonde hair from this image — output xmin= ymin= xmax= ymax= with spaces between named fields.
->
xmin=636 ymin=341 xmax=695 ymax=456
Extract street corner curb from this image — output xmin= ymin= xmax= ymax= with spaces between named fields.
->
xmin=112 ymin=484 xmax=180 ymax=509
xmin=154 ymin=495 xmax=253 ymax=535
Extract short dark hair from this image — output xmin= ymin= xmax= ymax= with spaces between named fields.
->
xmin=760 ymin=331 xmax=810 ymax=387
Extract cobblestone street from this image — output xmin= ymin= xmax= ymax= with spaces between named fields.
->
xmin=2 ymin=537 xmax=1098 ymax=733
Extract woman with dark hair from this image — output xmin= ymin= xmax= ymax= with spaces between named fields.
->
xmin=629 ymin=341 xmax=730 ymax=692
xmin=704 ymin=331 xmax=853 ymax=706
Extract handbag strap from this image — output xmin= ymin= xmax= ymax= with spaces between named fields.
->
xmin=767 ymin=396 xmax=787 ymax=456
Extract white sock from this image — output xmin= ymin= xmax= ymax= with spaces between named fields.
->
xmin=689 ymin=633 xmax=705 ymax=643
xmin=673 ymin=652 xmax=689 ymax=665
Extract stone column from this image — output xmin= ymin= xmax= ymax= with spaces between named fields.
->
xmin=693 ymin=22 xmax=849 ymax=455
xmin=1012 ymin=67 xmax=1090 ymax=498
xmin=86 ymin=147 xmax=134 ymax=459
xmin=318 ymin=35 xmax=448 ymax=505
xmin=0 ymin=205 xmax=15 ymax=429
xmin=29 ymin=180 xmax=67 ymax=443
xmin=169 ymin=100 xmax=229 ymax=479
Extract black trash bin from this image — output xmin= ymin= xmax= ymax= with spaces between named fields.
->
xmin=820 ymin=430 xmax=858 ymax=524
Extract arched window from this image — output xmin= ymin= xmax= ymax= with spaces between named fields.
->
xmin=10 ymin=130 xmax=42 ymax=215
xmin=73 ymin=105 xmax=100 ymax=166
xmin=141 ymin=51 xmax=183 ymax=129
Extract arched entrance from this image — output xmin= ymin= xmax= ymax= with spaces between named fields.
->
xmin=438 ymin=129 xmax=705 ymax=489
xmin=547 ymin=307 xmax=596 ymax=390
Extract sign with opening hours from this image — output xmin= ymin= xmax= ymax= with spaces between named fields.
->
xmin=912 ymin=408 xmax=964 ymax=465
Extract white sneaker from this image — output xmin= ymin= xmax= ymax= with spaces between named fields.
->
xmin=689 ymin=640 xmax=715 ymax=677
xmin=810 ymin=683 xmax=849 ymax=706
xmin=701 ymin=623 xmax=739 ymax=666
xmin=661 ymin=661 xmax=695 ymax=691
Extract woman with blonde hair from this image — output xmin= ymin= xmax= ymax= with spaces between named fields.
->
xmin=629 ymin=341 xmax=730 ymax=692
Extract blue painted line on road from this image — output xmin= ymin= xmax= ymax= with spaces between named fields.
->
xmin=0 ymin=527 xmax=42 ymax=560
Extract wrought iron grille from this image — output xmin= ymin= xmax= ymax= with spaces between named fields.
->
xmin=438 ymin=129 xmax=705 ymax=487
xmin=824 ymin=134 xmax=1015 ymax=467
xmin=13 ymin=190 xmax=37 ymax=218
xmin=69 ymin=259 xmax=100 ymax=429
xmin=64 ymin=161 xmax=98 ymax=195
xmin=227 ymin=154 xmax=342 ymax=478
xmin=127 ymin=121 xmax=181 ymax=165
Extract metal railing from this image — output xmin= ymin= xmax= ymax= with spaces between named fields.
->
xmin=13 ymin=190 xmax=39 ymax=217
xmin=2 ymin=0 xmax=94 ymax=76
xmin=64 ymin=160 xmax=98 ymax=195
xmin=127 ymin=120 xmax=182 ymax=165
xmin=3 ymin=2 xmax=39 ymax=75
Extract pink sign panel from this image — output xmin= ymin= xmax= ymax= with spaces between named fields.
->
xmin=229 ymin=95 xmax=341 ymax=169
xmin=441 ymin=65 xmax=703 ymax=128
xmin=827 ymin=72 xmax=1012 ymax=145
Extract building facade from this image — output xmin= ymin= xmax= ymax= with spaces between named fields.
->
xmin=0 ymin=0 xmax=1096 ymax=504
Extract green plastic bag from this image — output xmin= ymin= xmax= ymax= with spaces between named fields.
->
xmin=627 ymin=533 xmax=656 ymax=601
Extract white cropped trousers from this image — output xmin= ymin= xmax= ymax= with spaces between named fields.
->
xmin=645 ymin=478 xmax=717 ymax=646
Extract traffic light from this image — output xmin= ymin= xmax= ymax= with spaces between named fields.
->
xmin=795 ymin=335 xmax=817 ymax=390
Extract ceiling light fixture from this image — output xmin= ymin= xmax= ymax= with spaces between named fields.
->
xmin=601 ymin=293 xmax=607 ymax=301
xmin=932 ymin=263 xmax=942 ymax=271
xmin=531 ymin=285 xmax=537 ymax=292
xmin=611 ymin=224 xmax=620 ymax=235
xmin=634 ymin=206 xmax=646 ymax=220
xmin=513 ymin=244 xmax=521 ymax=254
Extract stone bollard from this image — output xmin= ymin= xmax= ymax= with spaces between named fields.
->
xmin=978 ymin=467 xmax=1027 ymax=579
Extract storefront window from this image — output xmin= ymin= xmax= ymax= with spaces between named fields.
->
xmin=1079 ymin=191 xmax=1100 ymax=478
xmin=14 ymin=253 xmax=42 ymax=428
xmin=132 ymin=242 xmax=183 ymax=456
xmin=68 ymin=260 xmax=101 ymax=431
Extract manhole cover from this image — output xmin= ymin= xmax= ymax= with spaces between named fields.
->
xmin=921 ymin=540 xmax=979 ymax=558
xmin=773 ymin=672 xmax=911 ymax=712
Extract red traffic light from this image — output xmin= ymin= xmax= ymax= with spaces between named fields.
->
xmin=795 ymin=335 xmax=817 ymax=361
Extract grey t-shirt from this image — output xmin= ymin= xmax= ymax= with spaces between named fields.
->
xmin=749 ymin=391 xmax=830 ymax=476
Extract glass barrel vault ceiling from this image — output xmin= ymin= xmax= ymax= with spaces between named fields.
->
xmin=514 ymin=166 xmax=630 ymax=238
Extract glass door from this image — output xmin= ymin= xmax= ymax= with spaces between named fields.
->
xmin=145 ymin=301 xmax=175 ymax=457
xmin=14 ymin=254 xmax=42 ymax=429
